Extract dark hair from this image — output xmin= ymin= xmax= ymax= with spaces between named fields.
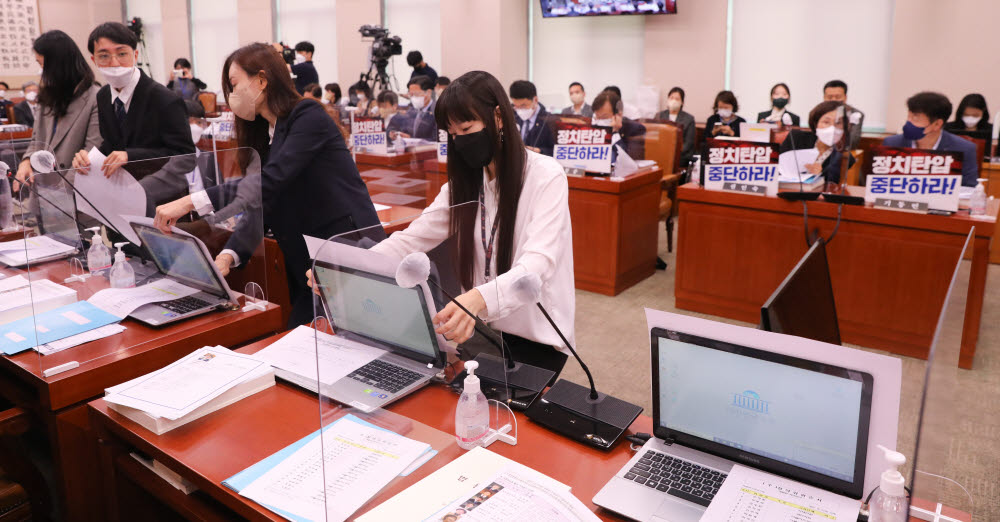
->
xmin=222 ymin=43 xmax=302 ymax=167
xmin=434 ymin=71 xmax=526 ymax=291
xmin=295 ymin=41 xmax=314 ymax=54
xmin=592 ymin=91 xmax=622 ymax=115
xmin=807 ymin=100 xmax=843 ymax=133
xmin=407 ymin=75 xmax=434 ymax=91
xmin=668 ymin=86 xmax=685 ymax=102
xmin=185 ymin=99 xmax=205 ymax=118
xmin=435 ymin=76 xmax=451 ymax=87
xmin=33 ymin=30 xmax=96 ymax=119
xmin=770 ymin=82 xmax=790 ymax=97
xmin=508 ymin=80 xmax=536 ymax=100
xmin=87 ymin=22 xmax=137 ymax=53
xmin=603 ymin=85 xmax=622 ymax=98
xmin=303 ymin=82 xmax=322 ymax=98
xmin=906 ymin=92 xmax=951 ymax=124
xmin=349 ymin=81 xmax=373 ymax=99
xmin=713 ymin=90 xmax=739 ymax=112
xmin=406 ymin=50 xmax=423 ymax=67
xmin=568 ymin=81 xmax=584 ymax=91
xmin=824 ymin=80 xmax=848 ymax=94
xmin=953 ymin=93 xmax=990 ymax=126
xmin=174 ymin=57 xmax=192 ymax=69
xmin=0 ymin=82 xmax=8 ymax=90
xmin=324 ymin=82 xmax=341 ymax=103
xmin=377 ymin=90 xmax=398 ymax=105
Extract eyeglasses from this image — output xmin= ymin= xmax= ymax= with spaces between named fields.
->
xmin=94 ymin=50 xmax=134 ymax=67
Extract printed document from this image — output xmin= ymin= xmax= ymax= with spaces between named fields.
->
xmin=37 ymin=324 xmax=126 ymax=355
xmin=237 ymin=414 xmax=430 ymax=522
xmin=87 ymin=278 xmax=199 ymax=318
xmin=0 ymin=235 xmax=77 ymax=266
xmin=253 ymin=325 xmax=383 ymax=385
xmin=778 ymin=148 xmax=820 ymax=181
xmin=104 ymin=347 xmax=270 ymax=420
xmin=700 ymin=465 xmax=860 ymax=522
xmin=74 ymin=147 xmax=146 ymax=245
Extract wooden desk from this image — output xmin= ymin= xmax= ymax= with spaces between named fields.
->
xmin=0 ymin=259 xmax=283 ymax=521
xmin=0 ymin=226 xmax=25 ymax=243
xmin=983 ymin=162 xmax=1000 ymax=264
xmin=567 ymin=169 xmax=662 ymax=295
xmin=354 ymin=149 xmax=437 ymax=169
xmin=675 ymin=184 xmax=995 ymax=369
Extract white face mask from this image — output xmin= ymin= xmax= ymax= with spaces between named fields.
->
xmin=666 ymin=99 xmax=682 ymax=112
xmin=962 ymin=115 xmax=981 ymax=128
xmin=357 ymin=94 xmax=367 ymax=104
xmin=570 ymin=92 xmax=585 ymax=105
xmin=515 ymin=106 xmax=535 ymax=120
xmin=190 ymin=123 xmax=204 ymax=143
xmin=815 ymin=125 xmax=844 ymax=146
xmin=716 ymin=108 xmax=733 ymax=119
xmin=592 ymin=117 xmax=613 ymax=127
xmin=435 ymin=88 xmax=445 ymax=99
xmin=320 ymin=97 xmax=329 ymax=105
xmin=100 ymin=66 xmax=135 ymax=90
xmin=294 ymin=53 xmax=306 ymax=65
xmin=228 ymin=79 xmax=263 ymax=121
xmin=25 ymin=91 xmax=37 ymax=102
xmin=410 ymin=95 xmax=426 ymax=110
xmin=0 ymin=91 xmax=6 ymax=99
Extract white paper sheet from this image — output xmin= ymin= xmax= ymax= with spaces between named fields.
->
xmin=238 ymin=416 xmax=430 ymax=522
xmin=700 ymin=465 xmax=860 ymax=522
xmin=373 ymin=203 xmax=392 ymax=212
xmin=778 ymin=148 xmax=821 ymax=181
xmin=253 ymin=325 xmax=383 ymax=385
xmin=0 ymin=235 xmax=77 ymax=264
xmin=37 ymin=323 xmax=126 ymax=355
xmin=74 ymin=147 xmax=146 ymax=245
xmin=104 ymin=346 xmax=270 ymax=420
xmin=87 ymin=278 xmax=199 ymax=318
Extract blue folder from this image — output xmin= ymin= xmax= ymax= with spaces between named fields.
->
xmin=0 ymin=301 xmax=121 ymax=355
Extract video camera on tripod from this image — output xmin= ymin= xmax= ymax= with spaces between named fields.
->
xmin=126 ymin=17 xmax=152 ymax=77
xmin=275 ymin=43 xmax=297 ymax=66
xmin=358 ymin=24 xmax=402 ymax=93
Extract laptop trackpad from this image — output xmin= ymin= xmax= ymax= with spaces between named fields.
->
xmin=651 ymin=496 xmax=704 ymax=522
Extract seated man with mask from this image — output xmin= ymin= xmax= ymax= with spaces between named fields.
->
xmin=509 ymin=80 xmax=556 ymax=156
xmin=592 ymin=90 xmax=646 ymax=160
xmin=379 ymin=91 xmax=405 ymax=144
xmin=882 ymin=91 xmax=978 ymax=187
xmin=394 ymin=75 xmax=437 ymax=141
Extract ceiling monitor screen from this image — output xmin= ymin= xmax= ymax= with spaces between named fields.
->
xmin=540 ymin=0 xmax=677 ymax=18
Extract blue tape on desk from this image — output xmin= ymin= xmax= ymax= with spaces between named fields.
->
xmin=0 ymin=301 xmax=121 ymax=355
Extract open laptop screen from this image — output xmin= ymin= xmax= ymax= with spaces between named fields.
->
xmin=651 ymin=328 xmax=872 ymax=498
xmin=313 ymin=261 xmax=440 ymax=365
xmin=36 ymin=182 xmax=82 ymax=249
xmin=134 ymin=225 xmax=229 ymax=298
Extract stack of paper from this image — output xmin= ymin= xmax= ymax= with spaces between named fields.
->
xmin=252 ymin=325 xmax=382 ymax=392
xmin=0 ymin=275 xmax=78 ymax=325
xmin=778 ymin=148 xmax=825 ymax=191
xmin=104 ymin=347 xmax=275 ymax=434
xmin=0 ymin=235 xmax=77 ymax=267
xmin=224 ymin=413 xmax=434 ymax=522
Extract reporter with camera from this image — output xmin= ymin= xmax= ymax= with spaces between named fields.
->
xmin=406 ymin=50 xmax=437 ymax=83
xmin=290 ymin=41 xmax=318 ymax=95
xmin=166 ymin=58 xmax=206 ymax=100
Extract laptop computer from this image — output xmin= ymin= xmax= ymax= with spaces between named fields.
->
xmin=126 ymin=222 xmax=238 ymax=327
xmin=310 ymin=258 xmax=447 ymax=412
xmin=593 ymin=327 xmax=873 ymax=521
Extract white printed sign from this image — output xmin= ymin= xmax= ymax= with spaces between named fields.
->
xmin=864 ymin=174 xmax=961 ymax=213
xmin=350 ymin=114 xmax=387 ymax=154
xmin=553 ymin=123 xmax=613 ymax=174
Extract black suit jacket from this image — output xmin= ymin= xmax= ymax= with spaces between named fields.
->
xmin=615 ymin=118 xmax=647 ymax=160
xmin=515 ymin=105 xmax=557 ymax=156
xmin=96 ymin=70 xmax=195 ymax=162
xmin=208 ymin=100 xmax=383 ymax=325
xmin=13 ymin=100 xmax=34 ymax=127
xmin=291 ymin=61 xmax=319 ymax=95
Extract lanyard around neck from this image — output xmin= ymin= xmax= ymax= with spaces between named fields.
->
xmin=479 ymin=187 xmax=500 ymax=279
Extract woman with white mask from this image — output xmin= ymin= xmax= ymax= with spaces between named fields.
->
xmin=656 ymin=86 xmax=695 ymax=166
xmin=779 ymin=101 xmax=853 ymax=185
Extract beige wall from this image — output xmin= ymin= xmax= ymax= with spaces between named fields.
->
xmin=160 ymin=0 xmax=190 ymax=79
xmin=335 ymin=0 xmax=382 ymax=88
xmin=440 ymin=0 xmax=528 ymax=88
xmin=237 ymin=0 xmax=273 ymax=46
xmin=886 ymin=0 xmax=1000 ymax=132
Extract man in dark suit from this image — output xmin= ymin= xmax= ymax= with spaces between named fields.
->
xmin=394 ymin=75 xmax=438 ymax=141
xmin=592 ymin=90 xmax=646 ymax=161
xmin=13 ymin=81 xmax=39 ymax=127
xmin=71 ymin=22 xmax=195 ymax=213
xmin=291 ymin=41 xmax=319 ymax=95
xmin=509 ymin=80 xmax=556 ymax=156
xmin=407 ymin=50 xmax=438 ymax=83
xmin=882 ymin=92 xmax=978 ymax=187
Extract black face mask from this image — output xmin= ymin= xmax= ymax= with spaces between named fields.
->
xmin=772 ymin=97 xmax=789 ymax=110
xmin=452 ymin=129 xmax=494 ymax=169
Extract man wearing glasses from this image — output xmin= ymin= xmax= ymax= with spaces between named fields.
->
xmin=71 ymin=22 xmax=194 ymax=214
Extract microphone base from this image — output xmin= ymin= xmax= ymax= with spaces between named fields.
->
xmin=777 ymin=191 xmax=821 ymax=201
xmin=821 ymin=193 xmax=864 ymax=206
xmin=469 ymin=353 xmax=554 ymax=411
xmin=525 ymin=379 xmax=643 ymax=451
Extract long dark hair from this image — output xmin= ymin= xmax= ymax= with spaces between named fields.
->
xmin=434 ymin=71 xmax=526 ymax=291
xmin=953 ymin=93 xmax=990 ymax=128
xmin=33 ymin=30 xmax=96 ymax=119
xmin=222 ymin=43 xmax=302 ymax=166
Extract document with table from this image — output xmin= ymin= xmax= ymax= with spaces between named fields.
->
xmin=0 ymin=234 xmax=78 ymax=266
xmin=700 ymin=465 xmax=860 ymax=522
xmin=252 ymin=325 xmax=383 ymax=387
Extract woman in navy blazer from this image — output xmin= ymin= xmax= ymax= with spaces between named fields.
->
xmin=154 ymin=43 xmax=381 ymax=326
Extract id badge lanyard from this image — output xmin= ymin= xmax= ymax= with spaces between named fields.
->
xmin=479 ymin=188 xmax=499 ymax=280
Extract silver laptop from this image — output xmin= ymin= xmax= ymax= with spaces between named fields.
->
xmin=309 ymin=259 xmax=446 ymax=412
xmin=593 ymin=327 xmax=873 ymax=521
xmin=126 ymin=223 xmax=237 ymax=327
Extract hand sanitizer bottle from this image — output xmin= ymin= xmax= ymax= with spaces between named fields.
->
xmin=109 ymin=242 xmax=135 ymax=288
xmin=85 ymin=227 xmax=111 ymax=274
xmin=0 ymin=170 xmax=13 ymax=230
xmin=970 ymin=178 xmax=987 ymax=216
xmin=869 ymin=445 xmax=908 ymax=522
xmin=455 ymin=361 xmax=489 ymax=450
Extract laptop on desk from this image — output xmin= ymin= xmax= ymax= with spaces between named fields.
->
xmin=0 ymin=183 xmax=83 ymax=267
xmin=593 ymin=327 xmax=873 ymax=522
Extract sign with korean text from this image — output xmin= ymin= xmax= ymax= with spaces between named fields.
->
xmin=553 ymin=121 xmax=613 ymax=174
xmin=863 ymin=146 xmax=962 ymax=213
xmin=0 ymin=0 xmax=41 ymax=76
xmin=437 ymin=129 xmax=448 ymax=162
xmin=704 ymin=139 xmax=780 ymax=196
xmin=350 ymin=114 xmax=387 ymax=154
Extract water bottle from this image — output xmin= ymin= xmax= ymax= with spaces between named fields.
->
xmin=85 ymin=227 xmax=111 ymax=274
xmin=109 ymin=242 xmax=135 ymax=288
xmin=868 ymin=445 xmax=908 ymax=522
xmin=455 ymin=361 xmax=490 ymax=450
xmin=970 ymin=178 xmax=987 ymax=216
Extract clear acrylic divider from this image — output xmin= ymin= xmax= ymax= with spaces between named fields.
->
xmin=309 ymin=201 xmax=509 ymax=520
xmin=0 ymin=148 xmax=270 ymax=379
xmin=906 ymin=228 xmax=975 ymax=520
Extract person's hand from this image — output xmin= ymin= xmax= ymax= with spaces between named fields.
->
xmin=805 ymin=162 xmax=822 ymax=175
xmin=526 ymin=146 xmax=540 ymax=153
xmin=306 ymin=269 xmax=320 ymax=296
xmin=183 ymin=69 xmax=192 ymax=79
xmin=102 ymin=150 xmax=128 ymax=178
xmin=153 ymin=195 xmax=195 ymax=233
xmin=13 ymin=159 xmax=31 ymax=192
xmin=433 ymin=289 xmax=487 ymax=344
xmin=71 ymin=149 xmax=90 ymax=174
xmin=215 ymin=253 xmax=234 ymax=276
xmin=720 ymin=125 xmax=734 ymax=137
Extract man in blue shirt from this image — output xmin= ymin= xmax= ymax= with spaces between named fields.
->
xmin=406 ymin=50 xmax=438 ymax=83
xmin=882 ymin=92 xmax=978 ymax=187
xmin=291 ymin=41 xmax=319 ymax=95
xmin=509 ymin=80 xmax=556 ymax=156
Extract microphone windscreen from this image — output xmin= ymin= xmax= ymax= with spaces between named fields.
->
xmin=0 ymin=162 xmax=9 ymax=176
xmin=395 ymin=252 xmax=431 ymax=288
xmin=30 ymin=150 xmax=56 ymax=174
xmin=781 ymin=112 xmax=793 ymax=126
xmin=511 ymin=272 xmax=542 ymax=304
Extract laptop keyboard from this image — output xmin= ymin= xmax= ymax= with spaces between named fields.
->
xmin=623 ymin=450 xmax=728 ymax=507
xmin=158 ymin=296 xmax=211 ymax=315
xmin=347 ymin=359 xmax=424 ymax=393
